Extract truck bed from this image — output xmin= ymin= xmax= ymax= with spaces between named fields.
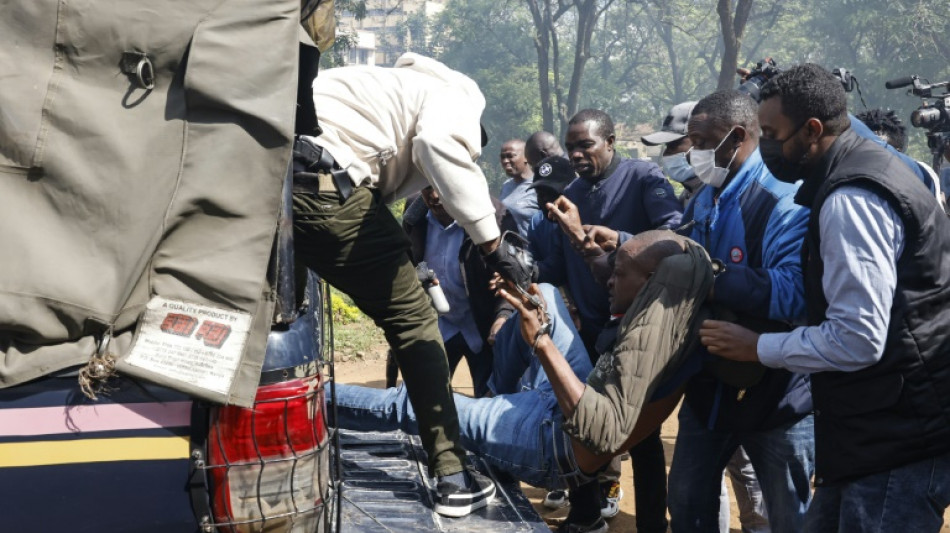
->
xmin=334 ymin=429 xmax=550 ymax=532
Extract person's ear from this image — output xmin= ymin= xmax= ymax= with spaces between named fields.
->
xmin=803 ymin=118 xmax=824 ymax=143
xmin=731 ymin=126 xmax=748 ymax=147
xmin=606 ymin=134 xmax=616 ymax=151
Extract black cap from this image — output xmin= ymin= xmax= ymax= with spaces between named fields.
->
xmin=529 ymin=156 xmax=576 ymax=195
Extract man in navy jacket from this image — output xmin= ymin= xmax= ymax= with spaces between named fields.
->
xmin=534 ymin=109 xmax=682 ymax=533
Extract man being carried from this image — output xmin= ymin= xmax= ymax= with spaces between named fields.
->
xmin=331 ymin=231 xmax=714 ymax=527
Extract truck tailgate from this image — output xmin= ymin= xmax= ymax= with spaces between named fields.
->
xmin=334 ymin=429 xmax=549 ymax=532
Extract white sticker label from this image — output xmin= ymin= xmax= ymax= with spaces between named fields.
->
xmin=125 ymin=297 xmax=252 ymax=396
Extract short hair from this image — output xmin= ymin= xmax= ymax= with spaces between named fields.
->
xmin=569 ymin=109 xmax=615 ymax=139
xmin=621 ymin=230 xmax=687 ymax=273
xmin=501 ymin=138 xmax=525 ymax=151
xmin=691 ymin=90 xmax=759 ymax=135
xmin=524 ymin=131 xmax=564 ymax=165
xmin=759 ymin=63 xmax=850 ymax=135
xmin=856 ymin=108 xmax=907 ymax=152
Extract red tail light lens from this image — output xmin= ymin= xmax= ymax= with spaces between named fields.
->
xmin=206 ymin=374 xmax=330 ymax=532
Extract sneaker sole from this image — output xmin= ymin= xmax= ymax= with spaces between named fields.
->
xmin=600 ymin=487 xmax=623 ymax=519
xmin=434 ymin=484 xmax=496 ymax=518
xmin=543 ymin=495 xmax=570 ymax=510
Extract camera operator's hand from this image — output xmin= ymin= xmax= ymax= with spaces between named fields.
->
xmin=482 ymin=231 xmax=538 ymax=296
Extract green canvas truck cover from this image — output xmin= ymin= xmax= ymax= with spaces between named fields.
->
xmin=0 ymin=0 xmax=302 ymax=406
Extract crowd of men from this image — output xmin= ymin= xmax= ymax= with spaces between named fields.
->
xmin=301 ymin=53 xmax=950 ymax=533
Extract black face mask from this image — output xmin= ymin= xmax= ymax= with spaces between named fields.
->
xmin=760 ymin=123 xmax=808 ymax=184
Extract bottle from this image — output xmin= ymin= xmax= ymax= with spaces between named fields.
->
xmin=416 ymin=262 xmax=450 ymax=315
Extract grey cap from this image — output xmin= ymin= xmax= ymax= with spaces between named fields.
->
xmin=641 ymin=101 xmax=698 ymax=146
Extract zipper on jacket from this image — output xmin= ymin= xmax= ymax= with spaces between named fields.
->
xmin=703 ymin=216 xmax=712 ymax=250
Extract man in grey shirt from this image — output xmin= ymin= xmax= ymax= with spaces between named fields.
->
xmin=499 ymin=138 xmax=540 ymax=237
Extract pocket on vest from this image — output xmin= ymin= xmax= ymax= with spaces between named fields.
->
xmin=823 ymin=372 xmax=903 ymax=416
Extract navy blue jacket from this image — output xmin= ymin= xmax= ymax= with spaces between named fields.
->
xmin=682 ymin=149 xmax=812 ymax=431
xmin=531 ymin=156 xmax=683 ymax=349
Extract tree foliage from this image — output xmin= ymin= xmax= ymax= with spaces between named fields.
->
xmin=326 ymin=0 xmax=950 ymax=176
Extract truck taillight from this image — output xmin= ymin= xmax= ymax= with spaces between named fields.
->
xmin=205 ymin=375 xmax=330 ymax=533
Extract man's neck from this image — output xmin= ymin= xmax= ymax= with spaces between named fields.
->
xmin=794 ymin=130 xmax=850 ymax=207
xmin=587 ymin=153 xmax=620 ymax=184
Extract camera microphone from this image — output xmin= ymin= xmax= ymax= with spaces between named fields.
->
xmin=885 ymin=77 xmax=915 ymax=89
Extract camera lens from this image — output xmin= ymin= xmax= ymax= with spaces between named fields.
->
xmin=738 ymin=75 xmax=766 ymax=102
xmin=912 ymin=107 xmax=942 ymax=128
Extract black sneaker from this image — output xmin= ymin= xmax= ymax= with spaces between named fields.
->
xmin=556 ymin=516 xmax=608 ymax=533
xmin=433 ymin=469 xmax=496 ymax=518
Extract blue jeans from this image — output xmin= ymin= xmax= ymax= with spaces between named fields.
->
xmin=331 ymin=283 xmax=594 ymax=489
xmin=668 ymin=404 xmax=814 ymax=533
xmin=722 ymin=446 xmax=770 ymax=533
xmin=803 ymin=449 xmax=950 ymax=533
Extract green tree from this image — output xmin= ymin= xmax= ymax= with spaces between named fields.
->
xmin=430 ymin=0 xmax=542 ymax=191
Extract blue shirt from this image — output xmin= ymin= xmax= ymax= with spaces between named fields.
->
xmin=424 ymin=211 xmax=484 ymax=353
xmin=533 ymin=157 xmax=683 ymax=342
xmin=500 ymin=177 xmax=540 ymax=238
xmin=759 ymin=186 xmax=904 ymax=374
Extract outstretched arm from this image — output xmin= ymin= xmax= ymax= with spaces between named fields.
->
xmin=497 ymin=283 xmax=586 ymax=418
xmin=498 ymin=282 xmax=682 ymax=475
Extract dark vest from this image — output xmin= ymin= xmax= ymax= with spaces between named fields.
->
xmin=796 ymin=128 xmax=950 ymax=485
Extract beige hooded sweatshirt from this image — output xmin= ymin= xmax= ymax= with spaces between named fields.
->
xmin=310 ymin=53 xmax=500 ymax=245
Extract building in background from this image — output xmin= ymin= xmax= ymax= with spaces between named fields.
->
xmin=339 ymin=0 xmax=445 ymax=66
xmin=343 ymin=30 xmax=377 ymax=66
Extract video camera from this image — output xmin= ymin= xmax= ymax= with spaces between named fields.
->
xmin=737 ymin=58 xmax=782 ymax=102
xmin=737 ymin=58 xmax=862 ymax=105
xmin=886 ymin=75 xmax=950 ymax=170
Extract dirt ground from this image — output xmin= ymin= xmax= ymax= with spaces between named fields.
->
xmin=332 ymin=351 xmax=950 ymax=532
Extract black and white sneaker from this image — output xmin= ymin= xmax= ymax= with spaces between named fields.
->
xmin=556 ymin=516 xmax=608 ymax=533
xmin=433 ymin=468 xmax=496 ymax=518
xmin=543 ymin=489 xmax=571 ymax=509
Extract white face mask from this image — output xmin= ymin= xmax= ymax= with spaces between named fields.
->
xmin=660 ymin=153 xmax=695 ymax=183
xmin=688 ymin=127 xmax=738 ymax=188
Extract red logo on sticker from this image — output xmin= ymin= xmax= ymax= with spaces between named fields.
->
xmin=730 ymin=247 xmax=744 ymax=263
xmin=196 ymin=320 xmax=232 ymax=349
xmin=160 ymin=313 xmax=231 ymax=349
xmin=160 ymin=313 xmax=199 ymax=337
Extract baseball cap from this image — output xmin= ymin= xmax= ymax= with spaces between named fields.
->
xmin=529 ymin=156 xmax=576 ymax=195
xmin=641 ymin=101 xmax=698 ymax=146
